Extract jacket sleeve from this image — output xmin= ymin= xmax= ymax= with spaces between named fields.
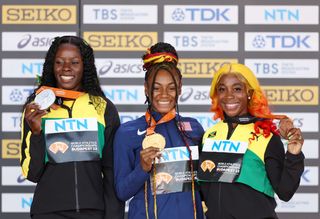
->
xmin=101 ymin=98 xmax=125 ymax=219
xmin=265 ymin=134 xmax=305 ymax=201
xmin=113 ymin=123 xmax=150 ymax=201
xmin=20 ymin=110 xmax=46 ymax=183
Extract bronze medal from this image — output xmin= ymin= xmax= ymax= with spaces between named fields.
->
xmin=142 ymin=133 xmax=166 ymax=150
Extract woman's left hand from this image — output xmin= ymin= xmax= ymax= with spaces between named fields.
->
xmin=287 ymin=128 xmax=304 ymax=155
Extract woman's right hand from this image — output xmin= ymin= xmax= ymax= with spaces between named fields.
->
xmin=24 ymin=103 xmax=47 ymax=135
xmin=140 ymin=147 xmax=162 ymax=172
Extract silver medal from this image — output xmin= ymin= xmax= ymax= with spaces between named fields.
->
xmin=34 ymin=89 xmax=56 ymax=110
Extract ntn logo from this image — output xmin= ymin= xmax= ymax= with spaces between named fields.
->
xmin=265 ymin=9 xmax=299 ymax=21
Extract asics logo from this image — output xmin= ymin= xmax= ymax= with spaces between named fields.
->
xmin=137 ymin=129 xmax=146 ymax=136
xmin=17 ymin=174 xmax=27 ymax=183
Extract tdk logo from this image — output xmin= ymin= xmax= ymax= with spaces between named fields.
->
xmin=165 ymin=6 xmax=238 ymax=24
xmin=264 ymin=9 xmax=299 ymax=21
xmin=9 ymin=89 xmax=24 ymax=102
xmin=252 ymin=35 xmax=266 ymax=48
xmin=246 ymin=32 xmax=318 ymax=51
xmin=172 ymin=8 xmax=230 ymax=22
xmin=8 ymin=88 xmax=33 ymax=103
xmin=172 ymin=8 xmax=185 ymax=21
xmin=252 ymin=35 xmax=310 ymax=48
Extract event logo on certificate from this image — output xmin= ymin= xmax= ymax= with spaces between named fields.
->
xmin=44 ymin=118 xmax=100 ymax=163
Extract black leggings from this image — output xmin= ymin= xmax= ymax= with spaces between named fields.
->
xmin=32 ymin=209 xmax=104 ymax=219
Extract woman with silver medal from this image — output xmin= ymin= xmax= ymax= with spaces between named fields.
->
xmin=20 ymin=36 xmax=124 ymax=219
xmin=113 ymin=42 xmax=205 ymax=219
xmin=198 ymin=63 xmax=305 ymax=219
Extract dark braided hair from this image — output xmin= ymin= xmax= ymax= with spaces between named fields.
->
xmin=142 ymin=42 xmax=199 ymax=217
xmin=142 ymin=42 xmax=181 ymax=109
xmin=24 ymin=35 xmax=106 ymax=109
xmin=142 ymin=41 xmax=199 ymax=151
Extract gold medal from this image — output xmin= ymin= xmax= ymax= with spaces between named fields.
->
xmin=142 ymin=133 xmax=166 ymax=150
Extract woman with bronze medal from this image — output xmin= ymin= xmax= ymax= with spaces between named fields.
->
xmin=20 ymin=36 xmax=124 ymax=219
xmin=198 ymin=63 xmax=305 ymax=219
xmin=114 ymin=42 xmax=204 ymax=219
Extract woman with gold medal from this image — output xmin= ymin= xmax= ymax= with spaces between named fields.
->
xmin=113 ymin=42 xmax=205 ymax=219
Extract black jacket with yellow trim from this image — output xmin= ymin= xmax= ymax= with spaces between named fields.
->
xmin=200 ymin=121 xmax=304 ymax=219
xmin=20 ymin=94 xmax=124 ymax=218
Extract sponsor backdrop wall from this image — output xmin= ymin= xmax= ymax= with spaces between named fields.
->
xmin=0 ymin=0 xmax=319 ymax=218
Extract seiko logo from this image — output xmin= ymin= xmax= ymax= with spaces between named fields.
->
xmin=18 ymin=34 xmax=54 ymax=48
xmin=263 ymin=86 xmax=318 ymax=105
xmin=178 ymin=60 xmax=236 ymax=76
xmin=84 ymin=32 xmax=157 ymax=50
xmin=2 ymin=5 xmax=76 ymax=24
xmin=6 ymin=8 xmax=72 ymax=22
xmin=2 ymin=140 xmax=20 ymax=158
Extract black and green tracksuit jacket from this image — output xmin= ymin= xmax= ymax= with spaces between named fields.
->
xmin=20 ymin=93 xmax=124 ymax=218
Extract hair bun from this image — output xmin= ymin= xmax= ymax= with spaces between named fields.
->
xmin=142 ymin=42 xmax=179 ymax=71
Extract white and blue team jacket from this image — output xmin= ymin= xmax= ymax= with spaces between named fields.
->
xmin=113 ymin=111 xmax=205 ymax=219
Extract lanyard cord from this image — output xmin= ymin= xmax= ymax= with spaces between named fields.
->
xmin=144 ymin=110 xmax=176 ymax=219
xmin=144 ymin=164 xmax=158 ymax=219
xmin=177 ymin=121 xmax=197 ymax=219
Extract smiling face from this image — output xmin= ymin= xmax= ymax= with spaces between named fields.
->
xmin=54 ymin=43 xmax=83 ymax=91
xmin=145 ymin=68 xmax=181 ymax=115
xmin=216 ymin=74 xmax=249 ymax=117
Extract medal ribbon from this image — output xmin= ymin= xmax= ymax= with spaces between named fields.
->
xmin=36 ymin=86 xmax=84 ymax=99
xmin=145 ymin=109 xmax=176 ymax=135
xmin=144 ymin=108 xmax=176 ymax=219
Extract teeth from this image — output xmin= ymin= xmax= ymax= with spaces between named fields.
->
xmin=61 ymin=76 xmax=74 ymax=80
xmin=159 ymin=101 xmax=170 ymax=104
xmin=225 ymin=103 xmax=238 ymax=109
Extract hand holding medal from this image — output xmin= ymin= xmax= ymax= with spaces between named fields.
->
xmin=140 ymin=133 xmax=165 ymax=172
xmin=34 ymin=89 xmax=56 ymax=110
xmin=140 ymin=110 xmax=175 ymax=172
xmin=279 ymin=117 xmax=304 ymax=155
xmin=142 ymin=133 xmax=166 ymax=151
xmin=24 ymin=88 xmax=56 ymax=135
xmin=278 ymin=117 xmax=294 ymax=139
